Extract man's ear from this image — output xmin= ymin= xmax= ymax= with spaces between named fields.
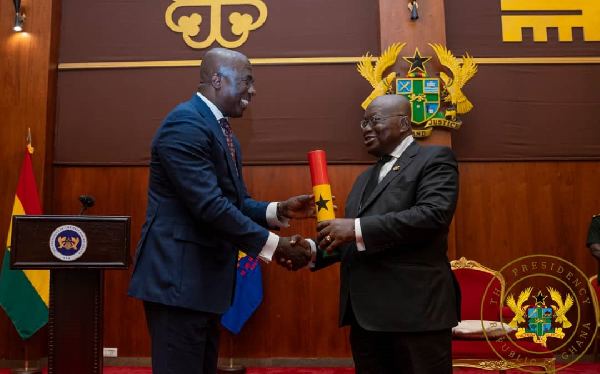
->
xmin=400 ymin=116 xmax=411 ymax=132
xmin=211 ymin=73 xmax=221 ymax=89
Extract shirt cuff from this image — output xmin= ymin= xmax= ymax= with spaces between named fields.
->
xmin=355 ymin=218 xmax=366 ymax=252
xmin=258 ymin=232 xmax=280 ymax=263
xmin=266 ymin=202 xmax=290 ymax=228
xmin=307 ymin=239 xmax=317 ymax=268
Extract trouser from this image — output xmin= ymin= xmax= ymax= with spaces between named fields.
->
xmin=144 ymin=301 xmax=222 ymax=374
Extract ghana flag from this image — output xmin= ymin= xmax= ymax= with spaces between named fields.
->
xmin=0 ymin=145 xmax=49 ymax=339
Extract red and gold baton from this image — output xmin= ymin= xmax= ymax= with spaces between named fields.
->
xmin=308 ymin=150 xmax=338 ymax=257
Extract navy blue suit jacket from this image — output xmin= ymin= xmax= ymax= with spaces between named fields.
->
xmin=128 ymin=94 xmax=273 ymax=314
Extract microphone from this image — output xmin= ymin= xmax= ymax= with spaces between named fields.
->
xmin=78 ymin=195 xmax=95 ymax=215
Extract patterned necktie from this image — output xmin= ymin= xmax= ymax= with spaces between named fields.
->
xmin=361 ymin=155 xmax=393 ymax=205
xmin=218 ymin=118 xmax=239 ymax=175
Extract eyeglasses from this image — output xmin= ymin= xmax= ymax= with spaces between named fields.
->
xmin=360 ymin=114 xmax=407 ymax=129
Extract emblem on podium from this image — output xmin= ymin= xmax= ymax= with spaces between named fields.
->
xmin=49 ymin=225 xmax=88 ymax=261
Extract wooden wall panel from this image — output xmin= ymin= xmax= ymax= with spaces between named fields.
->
xmin=48 ymin=161 xmax=600 ymax=358
xmin=454 ymin=161 xmax=600 ymax=277
xmin=0 ymin=0 xmax=60 ymax=360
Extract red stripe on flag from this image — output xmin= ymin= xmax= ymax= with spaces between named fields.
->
xmin=15 ymin=148 xmax=42 ymax=215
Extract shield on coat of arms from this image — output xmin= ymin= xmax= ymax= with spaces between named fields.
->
xmin=396 ymin=78 xmax=440 ymax=124
xmin=526 ymin=307 xmax=555 ymax=338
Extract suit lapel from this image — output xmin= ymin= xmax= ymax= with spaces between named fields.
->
xmin=231 ymin=135 xmax=244 ymax=202
xmin=356 ymin=164 xmax=377 ymax=214
xmin=358 ymin=141 xmax=419 ymax=216
xmin=190 ymin=95 xmax=244 ymax=195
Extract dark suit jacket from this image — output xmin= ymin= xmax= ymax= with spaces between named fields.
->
xmin=314 ymin=141 xmax=461 ymax=332
xmin=128 ymin=94 xmax=273 ymax=314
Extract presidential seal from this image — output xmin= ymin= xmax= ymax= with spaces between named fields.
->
xmin=482 ymin=255 xmax=597 ymax=373
xmin=49 ymin=225 xmax=88 ymax=262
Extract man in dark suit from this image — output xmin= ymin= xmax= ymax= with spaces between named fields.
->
xmin=127 ymin=48 xmax=312 ymax=374
xmin=586 ymin=214 xmax=600 ymax=282
xmin=586 ymin=215 xmax=600 ymax=261
xmin=312 ymin=94 xmax=460 ymax=374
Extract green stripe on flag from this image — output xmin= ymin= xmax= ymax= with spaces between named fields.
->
xmin=0 ymin=248 xmax=48 ymax=339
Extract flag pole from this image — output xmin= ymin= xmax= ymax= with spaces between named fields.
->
xmin=24 ymin=341 xmax=29 ymax=370
xmin=9 ymin=132 xmax=43 ymax=374
xmin=18 ymin=339 xmax=42 ymax=373
xmin=11 ymin=339 xmax=43 ymax=373
xmin=216 ymin=333 xmax=246 ymax=373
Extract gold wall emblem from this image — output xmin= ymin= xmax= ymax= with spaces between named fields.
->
xmin=501 ymin=0 xmax=600 ymax=42
xmin=357 ymin=43 xmax=477 ymax=138
xmin=165 ymin=0 xmax=268 ymax=49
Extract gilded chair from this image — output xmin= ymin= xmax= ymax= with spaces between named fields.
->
xmin=451 ymin=257 xmax=556 ymax=373
xmin=589 ymin=275 xmax=600 ymax=361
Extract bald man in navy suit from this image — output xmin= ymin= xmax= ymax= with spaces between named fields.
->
xmin=128 ymin=48 xmax=313 ymax=374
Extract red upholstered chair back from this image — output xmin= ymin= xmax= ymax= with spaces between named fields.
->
xmin=451 ymin=257 xmax=505 ymax=321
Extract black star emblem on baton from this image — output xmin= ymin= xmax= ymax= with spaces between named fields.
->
xmin=315 ymin=194 xmax=330 ymax=212
xmin=403 ymin=48 xmax=432 ymax=74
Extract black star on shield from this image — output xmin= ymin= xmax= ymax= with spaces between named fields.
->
xmin=403 ymin=48 xmax=432 ymax=74
xmin=534 ymin=291 xmax=547 ymax=305
xmin=315 ymin=194 xmax=330 ymax=212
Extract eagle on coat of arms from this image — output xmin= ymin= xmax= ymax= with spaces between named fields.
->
xmin=429 ymin=43 xmax=478 ymax=118
xmin=357 ymin=42 xmax=406 ymax=110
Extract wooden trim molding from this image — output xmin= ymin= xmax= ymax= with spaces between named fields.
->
xmin=57 ymin=56 xmax=600 ymax=70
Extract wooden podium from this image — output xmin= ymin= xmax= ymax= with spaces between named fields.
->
xmin=10 ymin=215 xmax=130 ymax=374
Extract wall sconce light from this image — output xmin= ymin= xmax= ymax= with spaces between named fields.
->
xmin=13 ymin=0 xmax=25 ymax=32
xmin=408 ymin=0 xmax=419 ymax=21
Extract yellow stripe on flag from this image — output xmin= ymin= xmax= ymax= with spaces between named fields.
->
xmin=7 ymin=197 xmax=50 ymax=308
xmin=5 ymin=197 xmax=25 ymax=249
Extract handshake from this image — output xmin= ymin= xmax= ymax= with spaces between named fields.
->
xmin=274 ymin=235 xmax=312 ymax=271
xmin=269 ymin=194 xmax=341 ymax=271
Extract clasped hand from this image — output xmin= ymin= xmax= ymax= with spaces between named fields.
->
xmin=316 ymin=218 xmax=356 ymax=252
xmin=274 ymin=235 xmax=312 ymax=271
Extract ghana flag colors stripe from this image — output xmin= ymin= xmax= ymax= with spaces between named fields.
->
xmin=308 ymin=150 xmax=335 ymax=222
xmin=0 ymin=146 xmax=49 ymax=339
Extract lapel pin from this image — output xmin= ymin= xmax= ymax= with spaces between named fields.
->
xmin=392 ymin=165 xmax=400 ymax=171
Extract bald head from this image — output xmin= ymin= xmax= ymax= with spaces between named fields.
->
xmin=369 ymin=94 xmax=412 ymax=118
xmin=197 ymin=48 xmax=256 ymax=118
xmin=362 ymin=94 xmax=413 ymax=157
xmin=199 ymin=48 xmax=249 ymax=85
